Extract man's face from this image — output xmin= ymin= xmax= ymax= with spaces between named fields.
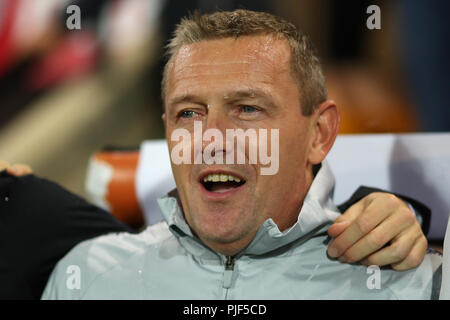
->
xmin=163 ymin=35 xmax=317 ymax=255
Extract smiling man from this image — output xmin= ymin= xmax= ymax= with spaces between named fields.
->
xmin=42 ymin=10 xmax=441 ymax=299
xmin=164 ymin=32 xmax=331 ymax=257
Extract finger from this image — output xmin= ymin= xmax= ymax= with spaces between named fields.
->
xmin=8 ymin=164 xmax=32 ymax=176
xmin=334 ymin=200 xmax=367 ymax=224
xmin=327 ymin=220 xmax=351 ymax=257
xmin=391 ymin=234 xmax=427 ymax=271
xmin=0 ymin=161 xmax=11 ymax=171
xmin=342 ymin=210 xmax=416 ymax=263
xmin=327 ymin=220 xmax=351 ymax=239
xmin=328 ymin=200 xmax=366 ymax=239
xmin=328 ymin=200 xmax=393 ymax=258
xmin=360 ymin=224 xmax=423 ymax=267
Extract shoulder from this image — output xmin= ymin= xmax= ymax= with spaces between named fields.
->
xmin=41 ymin=221 xmax=174 ymax=299
xmin=1 ymin=173 xmax=131 ymax=234
xmin=1 ymin=173 xmax=131 ymax=299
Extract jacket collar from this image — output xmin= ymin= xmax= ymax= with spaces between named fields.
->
xmin=157 ymin=160 xmax=340 ymax=257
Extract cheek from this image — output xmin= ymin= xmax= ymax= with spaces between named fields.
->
xmin=171 ymin=164 xmax=192 ymax=189
xmin=286 ymin=115 xmax=313 ymax=152
xmin=278 ymin=128 xmax=309 ymax=168
xmin=255 ymin=127 xmax=309 ymax=207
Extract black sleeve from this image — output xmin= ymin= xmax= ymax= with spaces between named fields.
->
xmin=0 ymin=171 xmax=136 ymax=300
xmin=336 ymin=185 xmax=431 ymax=237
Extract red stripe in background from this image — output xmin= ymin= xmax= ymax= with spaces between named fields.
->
xmin=0 ymin=0 xmax=21 ymax=77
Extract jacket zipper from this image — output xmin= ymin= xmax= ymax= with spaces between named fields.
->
xmin=222 ymin=256 xmax=235 ymax=290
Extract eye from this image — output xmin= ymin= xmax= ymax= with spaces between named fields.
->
xmin=178 ymin=110 xmax=198 ymax=119
xmin=241 ymin=105 xmax=258 ymax=113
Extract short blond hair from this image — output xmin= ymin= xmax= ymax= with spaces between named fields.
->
xmin=162 ymin=9 xmax=327 ymax=116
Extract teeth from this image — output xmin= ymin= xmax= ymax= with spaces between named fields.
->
xmin=203 ymin=173 xmax=242 ymax=183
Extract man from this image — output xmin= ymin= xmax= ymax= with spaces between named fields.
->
xmin=0 ymin=166 xmax=430 ymax=300
xmin=40 ymin=10 xmax=440 ymax=299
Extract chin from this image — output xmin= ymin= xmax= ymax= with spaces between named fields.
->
xmin=191 ymin=207 xmax=253 ymax=242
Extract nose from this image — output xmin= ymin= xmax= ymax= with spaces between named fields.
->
xmin=203 ymin=104 xmax=230 ymax=133
xmin=200 ymin=104 xmax=232 ymax=162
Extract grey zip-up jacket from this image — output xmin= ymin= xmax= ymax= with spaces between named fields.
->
xmin=42 ymin=161 xmax=442 ymax=299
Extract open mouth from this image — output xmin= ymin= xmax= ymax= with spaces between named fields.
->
xmin=200 ymin=173 xmax=246 ymax=193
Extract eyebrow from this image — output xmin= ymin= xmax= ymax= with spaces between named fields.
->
xmin=224 ymin=88 xmax=277 ymax=109
xmin=167 ymin=88 xmax=277 ymax=110
xmin=167 ymin=94 xmax=204 ymax=109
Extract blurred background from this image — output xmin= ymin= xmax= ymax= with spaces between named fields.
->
xmin=0 ymin=0 xmax=448 ymax=198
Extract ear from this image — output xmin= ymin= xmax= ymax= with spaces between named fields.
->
xmin=162 ymin=113 xmax=167 ymax=127
xmin=307 ymin=100 xmax=340 ymax=165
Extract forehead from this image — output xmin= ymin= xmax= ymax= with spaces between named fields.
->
xmin=166 ymin=35 xmax=294 ymax=97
